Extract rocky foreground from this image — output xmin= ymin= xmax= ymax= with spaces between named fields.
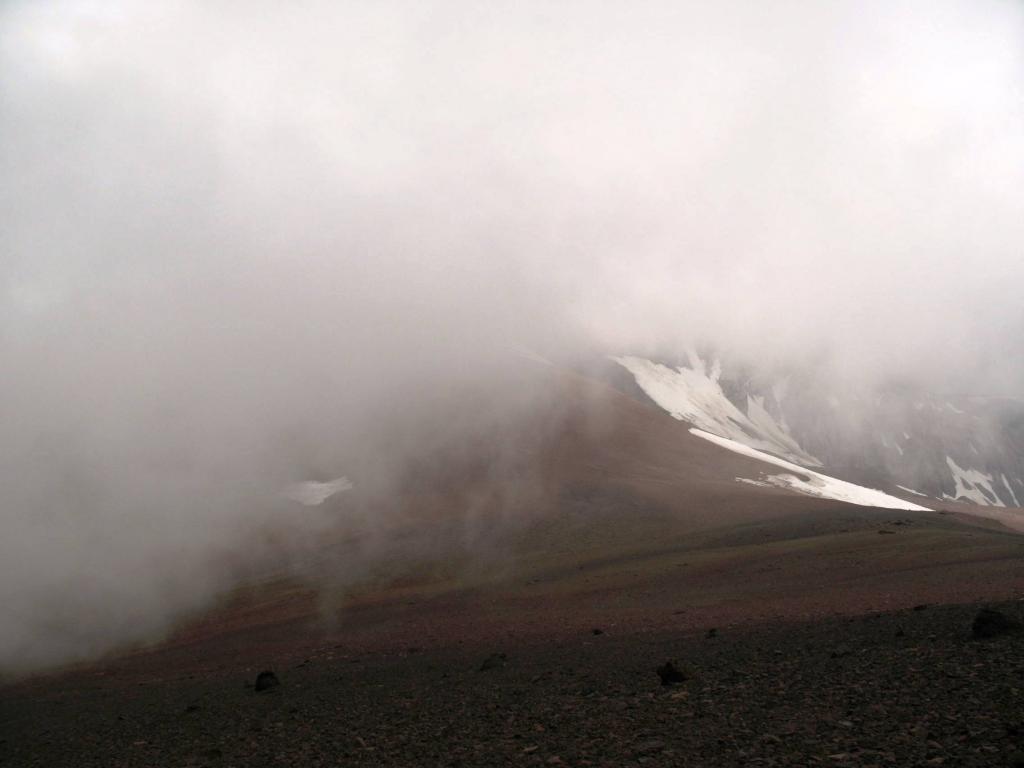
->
xmin=3 ymin=600 xmax=1023 ymax=767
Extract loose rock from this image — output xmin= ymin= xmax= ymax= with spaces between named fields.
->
xmin=971 ymin=608 xmax=1021 ymax=639
xmin=254 ymin=670 xmax=280 ymax=692
xmin=656 ymin=661 xmax=686 ymax=686
xmin=479 ymin=653 xmax=508 ymax=671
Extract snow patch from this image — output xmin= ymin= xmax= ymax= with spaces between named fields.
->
xmin=746 ymin=394 xmax=811 ymax=461
xmin=897 ymin=485 xmax=928 ymax=498
xmin=284 ymin=477 xmax=354 ymax=506
xmin=1001 ymin=474 xmax=1021 ymax=507
xmin=942 ymin=458 xmax=1004 ymax=507
xmin=691 ymin=428 xmax=931 ymax=511
xmin=614 ymin=355 xmax=821 ymax=466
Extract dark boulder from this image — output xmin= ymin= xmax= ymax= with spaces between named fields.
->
xmin=656 ymin=661 xmax=686 ymax=686
xmin=254 ymin=670 xmax=280 ymax=692
xmin=479 ymin=653 xmax=508 ymax=671
xmin=971 ymin=608 xmax=1021 ymax=639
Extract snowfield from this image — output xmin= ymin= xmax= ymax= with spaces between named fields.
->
xmin=614 ymin=354 xmax=821 ymax=466
xmin=692 ymin=429 xmax=932 ymax=511
xmin=616 ymin=354 xmax=1024 ymax=512
xmin=617 ymin=354 xmax=933 ymax=510
xmin=943 ymin=457 xmax=1005 ymax=507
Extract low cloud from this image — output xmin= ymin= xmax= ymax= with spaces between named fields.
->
xmin=1 ymin=0 xmax=1023 ymax=672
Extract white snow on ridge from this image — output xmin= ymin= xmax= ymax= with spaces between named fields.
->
xmin=692 ymin=429 xmax=932 ymax=511
xmin=1002 ymin=474 xmax=1021 ymax=507
xmin=882 ymin=435 xmax=905 ymax=456
xmin=897 ymin=485 xmax=928 ymax=498
xmin=942 ymin=457 xmax=1004 ymax=507
xmin=284 ymin=477 xmax=354 ymax=506
xmin=746 ymin=394 xmax=810 ymax=461
xmin=615 ymin=355 xmax=821 ymax=467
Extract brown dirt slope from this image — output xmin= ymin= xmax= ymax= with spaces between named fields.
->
xmin=3 ymin=372 xmax=1024 ymax=766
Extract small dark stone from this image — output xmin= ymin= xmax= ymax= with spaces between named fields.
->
xmin=185 ymin=703 xmax=201 ymax=713
xmin=592 ymin=628 xmax=604 ymax=636
xmin=831 ymin=645 xmax=853 ymax=659
xmin=479 ymin=653 xmax=508 ymax=671
xmin=254 ymin=670 xmax=280 ymax=692
xmin=913 ymin=604 xmax=929 ymax=611
xmin=878 ymin=529 xmax=896 ymax=535
xmin=705 ymin=628 xmax=718 ymax=639
xmin=972 ymin=608 xmax=1022 ymax=639
xmin=656 ymin=661 xmax=686 ymax=686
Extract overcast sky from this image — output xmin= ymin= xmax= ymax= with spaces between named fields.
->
xmin=1 ymin=0 xmax=1023 ymax=671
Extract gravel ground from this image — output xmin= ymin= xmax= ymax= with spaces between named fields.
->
xmin=3 ymin=600 xmax=1023 ymax=767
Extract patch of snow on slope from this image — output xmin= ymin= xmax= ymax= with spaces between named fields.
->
xmin=942 ymin=458 xmax=1004 ymax=507
xmin=883 ymin=435 xmax=904 ymax=456
xmin=284 ymin=477 xmax=354 ymax=506
xmin=615 ymin=355 xmax=821 ymax=466
xmin=1001 ymin=474 xmax=1021 ymax=507
xmin=691 ymin=429 xmax=931 ymax=511
xmin=746 ymin=394 xmax=812 ymax=461
xmin=897 ymin=485 xmax=928 ymax=498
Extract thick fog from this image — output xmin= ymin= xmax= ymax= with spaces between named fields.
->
xmin=2 ymin=0 xmax=1023 ymax=672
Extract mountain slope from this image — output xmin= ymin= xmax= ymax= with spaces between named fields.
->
xmin=612 ymin=353 xmax=1024 ymax=511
